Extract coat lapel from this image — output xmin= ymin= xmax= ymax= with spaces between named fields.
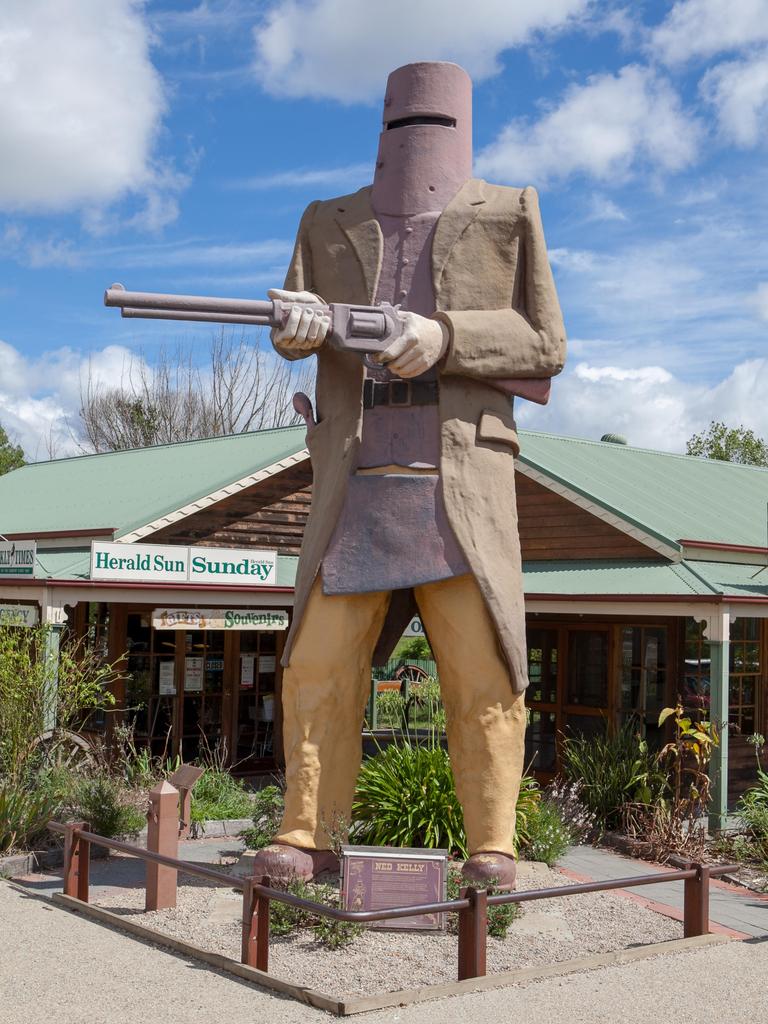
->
xmin=334 ymin=187 xmax=383 ymax=303
xmin=431 ymin=178 xmax=486 ymax=298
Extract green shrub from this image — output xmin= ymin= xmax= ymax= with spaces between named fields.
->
xmin=446 ymin=869 xmax=520 ymax=938
xmin=351 ymin=738 xmax=539 ymax=859
xmin=351 ymin=741 xmax=468 ymax=856
xmin=513 ymin=774 xmax=542 ymax=854
xmin=242 ymin=785 xmax=284 ymax=849
xmin=0 ymin=779 xmax=59 ymax=854
xmin=68 ymin=776 xmax=145 ymax=839
xmin=399 ymin=637 xmax=433 ymax=660
xmin=190 ymin=769 xmax=253 ymax=823
xmin=519 ymin=798 xmax=571 ymax=866
xmin=268 ymin=879 xmax=362 ymax=949
xmin=561 ymin=721 xmax=666 ymax=830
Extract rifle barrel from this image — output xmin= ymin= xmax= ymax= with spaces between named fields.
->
xmin=104 ymin=286 xmax=275 ymax=319
xmin=120 ymin=307 xmax=274 ymax=327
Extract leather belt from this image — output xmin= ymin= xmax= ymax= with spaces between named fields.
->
xmin=363 ymin=378 xmax=439 ymax=409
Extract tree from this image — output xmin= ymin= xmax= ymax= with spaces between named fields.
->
xmin=0 ymin=424 xmax=25 ymax=476
xmin=686 ymin=421 xmax=768 ymax=467
xmin=78 ymin=330 xmax=315 ymax=452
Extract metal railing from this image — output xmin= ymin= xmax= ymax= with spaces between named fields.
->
xmin=48 ymin=821 xmax=738 ymax=983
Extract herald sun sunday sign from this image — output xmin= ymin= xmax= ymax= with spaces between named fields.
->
xmin=90 ymin=541 xmax=278 ymax=586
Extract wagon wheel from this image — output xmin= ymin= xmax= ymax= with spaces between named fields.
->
xmin=32 ymin=729 xmax=96 ymax=773
xmin=394 ymin=663 xmax=429 ymax=685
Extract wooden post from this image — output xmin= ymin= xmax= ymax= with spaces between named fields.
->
xmin=63 ymin=822 xmax=90 ymax=903
xmin=146 ymin=780 xmax=179 ymax=911
xmin=457 ymin=887 xmax=487 ymax=980
xmin=684 ymin=863 xmax=710 ymax=937
xmin=241 ymin=875 xmax=270 ymax=972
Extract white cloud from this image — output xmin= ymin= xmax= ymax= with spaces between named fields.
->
xmin=252 ymin=0 xmax=588 ymax=102
xmin=226 ymin=163 xmax=372 ymax=190
xmin=0 ymin=1 xmax=171 ymax=218
xmin=700 ymin=49 xmax=768 ymax=145
xmin=475 ymin=65 xmax=699 ymax=185
xmin=585 ymin=195 xmax=628 ymax=222
xmin=519 ymin=358 xmax=768 ymax=452
xmin=753 ymin=283 xmax=768 ymax=320
xmin=0 ymin=340 xmax=139 ymax=459
xmin=651 ymin=0 xmax=768 ymax=65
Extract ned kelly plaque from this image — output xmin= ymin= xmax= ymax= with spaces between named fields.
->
xmin=340 ymin=845 xmax=448 ymax=931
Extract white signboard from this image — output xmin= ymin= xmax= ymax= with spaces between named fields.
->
xmin=0 ymin=541 xmax=36 ymax=577
xmin=0 ymin=604 xmax=39 ymax=626
xmin=184 ymin=657 xmax=204 ymax=692
xmin=91 ymin=542 xmax=277 ymax=587
xmin=158 ymin=660 xmax=176 ymax=696
xmin=405 ymin=616 xmax=424 ymax=637
xmin=152 ymin=608 xmax=288 ymax=631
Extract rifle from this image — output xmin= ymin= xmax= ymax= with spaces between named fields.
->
xmin=104 ymin=285 xmax=550 ymax=404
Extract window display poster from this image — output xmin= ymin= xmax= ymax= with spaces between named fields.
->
xmin=184 ymin=657 xmax=204 ymax=692
xmin=259 ymin=655 xmax=276 ymax=674
xmin=241 ymin=654 xmax=255 ymax=688
xmin=158 ymin=660 xmax=176 ymax=696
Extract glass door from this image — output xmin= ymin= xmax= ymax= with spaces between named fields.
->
xmin=564 ymin=627 xmax=610 ymax=740
xmin=125 ymin=611 xmax=177 ymax=758
xmin=619 ymin=625 xmax=668 ymax=748
xmin=235 ymin=631 xmax=278 ymax=768
xmin=179 ymin=629 xmax=224 ymax=761
xmin=525 ymin=628 xmax=559 ymax=773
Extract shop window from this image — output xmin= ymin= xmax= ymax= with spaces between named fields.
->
xmin=619 ymin=626 xmax=667 ymax=746
xmin=527 ymin=629 xmax=558 ymax=704
xmin=125 ymin=613 xmax=177 ymax=756
xmin=683 ymin=618 xmax=710 ymax=715
xmin=236 ymin=631 xmax=277 ymax=765
xmin=525 ymin=709 xmax=557 ymax=772
xmin=567 ymin=630 xmax=608 ymax=708
xmin=729 ymin=618 xmax=760 ymax=736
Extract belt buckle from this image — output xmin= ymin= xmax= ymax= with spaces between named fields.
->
xmin=389 ymin=380 xmax=411 ymax=407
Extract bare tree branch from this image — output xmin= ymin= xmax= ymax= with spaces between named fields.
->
xmin=78 ymin=329 xmax=315 ymax=453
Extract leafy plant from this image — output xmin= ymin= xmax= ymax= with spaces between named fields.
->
xmin=446 ymin=869 xmax=520 ymax=938
xmin=513 ymin=773 xmax=542 ymax=855
xmin=622 ymin=705 xmax=719 ymax=863
xmin=399 ymin=636 xmax=433 ymax=660
xmin=0 ymin=624 xmax=119 ymax=785
xmin=0 ymin=779 xmax=59 ymax=854
xmin=190 ymin=769 xmax=253 ymax=823
xmin=268 ymin=879 xmax=362 ymax=949
xmin=561 ymin=720 xmax=666 ymax=830
xmin=351 ymin=740 xmax=468 ymax=856
xmin=67 ymin=775 xmax=145 ymax=839
xmin=546 ymin=778 xmax=599 ymax=844
xmin=519 ymin=798 xmax=572 ymax=866
xmin=242 ymin=785 xmax=285 ymax=849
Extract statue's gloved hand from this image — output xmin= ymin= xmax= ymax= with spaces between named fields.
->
xmin=268 ymin=288 xmax=330 ymax=352
xmin=375 ymin=312 xmax=449 ymax=378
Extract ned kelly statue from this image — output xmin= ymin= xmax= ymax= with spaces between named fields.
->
xmin=105 ymin=60 xmax=566 ymax=890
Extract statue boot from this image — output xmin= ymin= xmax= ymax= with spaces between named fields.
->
xmin=249 ymin=842 xmax=339 ymax=883
xmin=461 ymin=851 xmax=517 ymax=891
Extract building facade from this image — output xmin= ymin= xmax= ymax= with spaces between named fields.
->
xmin=1 ymin=425 xmax=766 ymax=823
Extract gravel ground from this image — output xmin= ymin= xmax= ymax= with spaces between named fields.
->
xmin=92 ymin=856 xmax=681 ymax=999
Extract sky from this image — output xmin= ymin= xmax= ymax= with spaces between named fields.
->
xmin=1 ymin=0 xmax=767 ymax=461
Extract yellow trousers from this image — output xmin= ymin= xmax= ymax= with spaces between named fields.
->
xmin=276 ymin=572 xmax=526 ymax=855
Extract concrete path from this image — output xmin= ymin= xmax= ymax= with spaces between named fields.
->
xmin=560 ymin=845 xmax=768 ymax=939
xmin=1 ymin=879 xmax=767 ymax=1024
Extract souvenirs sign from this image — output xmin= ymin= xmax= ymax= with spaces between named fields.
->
xmin=340 ymin=846 xmax=448 ymax=931
xmin=151 ymin=608 xmax=288 ymax=630
xmin=90 ymin=541 xmax=278 ymax=586
xmin=0 ymin=541 xmax=36 ymax=577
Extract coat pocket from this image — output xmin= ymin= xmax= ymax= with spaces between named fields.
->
xmin=476 ymin=408 xmax=520 ymax=457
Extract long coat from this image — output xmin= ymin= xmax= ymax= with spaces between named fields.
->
xmin=276 ymin=177 xmax=566 ymax=692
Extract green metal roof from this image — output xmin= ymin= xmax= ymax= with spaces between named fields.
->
xmin=0 ymin=426 xmax=306 ymax=539
xmin=518 ymin=431 xmax=768 ymax=549
xmin=1 ymin=425 xmax=766 ymax=556
xmin=523 ymin=558 xmax=768 ymax=600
